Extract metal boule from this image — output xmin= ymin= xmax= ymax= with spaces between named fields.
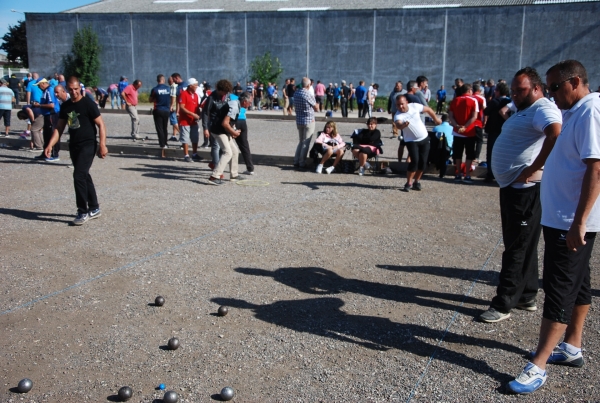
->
xmin=220 ymin=386 xmax=235 ymax=401
xmin=218 ymin=306 xmax=228 ymax=316
xmin=117 ymin=386 xmax=133 ymax=401
xmin=155 ymin=296 xmax=165 ymax=306
xmin=17 ymin=378 xmax=33 ymax=393
xmin=168 ymin=337 xmax=180 ymax=350
xmin=163 ymin=390 xmax=178 ymax=403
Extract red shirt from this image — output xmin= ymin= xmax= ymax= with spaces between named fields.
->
xmin=472 ymin=94 xmax=486 ymax=124
xmin=121 ymin=84 xmax=139 ymax=106
xmin=178 ymin=89 xmax=199 ymax=126
xmin=449 ymin=95 xmax=480 ymax=137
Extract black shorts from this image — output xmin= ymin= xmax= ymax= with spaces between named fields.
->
xmin=452 ymin=136 xmax=476 ymax=161
xmin=542 ymin=226 xmax=596 ymax=324
xmin=405 ymin=137 xmax=430 ymax=172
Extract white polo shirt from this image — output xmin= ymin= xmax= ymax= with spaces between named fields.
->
xmin=394 ymin=103 xmax=428 ymax=142
xmin=541 ymin=92 xmax=600 ymax=231
xmin=491 ymin=97 xmax=561 ymax=188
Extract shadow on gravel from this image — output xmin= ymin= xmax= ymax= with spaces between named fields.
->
xmin=0 ymin=208 xmax=72 ymax=223
xmin=0 ymin=154 xmax=45 ymax=163
xmin=235 ymin=266 xmax=488 ymax=316
xmin=119 ymin=163 xmax=210 ymax=184
xmin=211 ymin=295 xmax=516 ymax=383
xmin=377 ymin=265 xmax=498 ymax=286
xmin=280 ymin=181 xmax=396 ymax=190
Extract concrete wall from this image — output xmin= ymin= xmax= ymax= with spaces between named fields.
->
xmin=26 ymin=4 xmax=600 ymax=94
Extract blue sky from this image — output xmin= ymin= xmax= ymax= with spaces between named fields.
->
xmin=1 ymin=0 xmax=98 ymax=44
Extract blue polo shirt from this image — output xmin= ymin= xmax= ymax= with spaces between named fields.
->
xmin=26 ymin=79 xmax=43 ymax=103
xmin=355 ymin=86 xmax=366 ymax=104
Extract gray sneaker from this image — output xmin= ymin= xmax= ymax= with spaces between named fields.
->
xmin=479 ymin=308 xmax=511 ymax=323
xmin=73 ymin=213 xmax=90 ymax=226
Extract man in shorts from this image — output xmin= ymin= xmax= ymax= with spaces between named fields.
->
xmin=480 ymin=68 xmax=561 ymax=323
xmin=178 ymin=78 xmax=200 ymax=162
xmin=448 ymin=83 xmax=481 ymax=183
xmin=507 ymin=60 xmax=600 ymax=394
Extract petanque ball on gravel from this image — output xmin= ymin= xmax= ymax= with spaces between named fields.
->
xmin=155 ymin=296 xmax=165 ymax=306
xmin=220 ymin=386 xmax=235 ymax=401
xmin=17 ymin=378 xmax=33 ymax=393
xmin=168 ymin=337 xmax=180 ymax=350
xmin=158 ymin=383 xmax=166 ymax=390
xmin=163 ymin=390 xmax=178 ymax=403
xmin=117 ymin=386 xmax=133 ymax=401
xmin=218 ymin=306 xmax=229 ymax=316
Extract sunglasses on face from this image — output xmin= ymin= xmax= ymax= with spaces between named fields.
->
xmin=549 ymin=77 xmax=576 ymax=92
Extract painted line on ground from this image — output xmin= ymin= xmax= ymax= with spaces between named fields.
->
xmin=405 ymin=237 xmax=503 ymax=402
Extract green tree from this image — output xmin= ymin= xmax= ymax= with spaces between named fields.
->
xmin=0 ymin=20 xmax=28 ymax=67
xmin=62 ymin=25 xmax=101 ymax=87
xmin=249 ymin=52 xmax=283 ymax=85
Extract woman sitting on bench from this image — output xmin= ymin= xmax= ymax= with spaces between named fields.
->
xmin=315 ymin=121 xmax=345 ymax=174
xmin=351 ymin=117 xmax=381 ymax=176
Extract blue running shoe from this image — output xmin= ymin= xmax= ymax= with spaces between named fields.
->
xmin=527 ymin=343 xmax=584 ymax=367
xmin=508 ymin=362 xmax=546 ymax=394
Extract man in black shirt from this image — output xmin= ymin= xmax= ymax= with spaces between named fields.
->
xmin=44 ymin=77 xmax=108 ymax=226
xmin=286 ymin=78 xmax=296 ymax=115
xmin=340 ymin=80 xmax=351 ymax=118
xmin=8 ymin=74 xmax=21 ymax=106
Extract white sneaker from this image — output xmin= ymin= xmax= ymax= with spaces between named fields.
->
xmin=358 ymin=167 xmax=365 ymax=176
xmin=242 ymin=170 xmax=254 ymax=175
xmin=315 ymin=164 xmax=323 ymax=174
xmin=507 ymin=362 xmax=547 ymax=394
xmin=364 ymin=162 xmax=372 ymax=170
xmin=325 ymin=166 xmax=335 ymax=174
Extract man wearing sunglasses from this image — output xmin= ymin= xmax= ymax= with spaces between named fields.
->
xmin=507 ymin=60 xmax=600 ymax=395
xmin=480 ymin=68 xmax=562 ymax=325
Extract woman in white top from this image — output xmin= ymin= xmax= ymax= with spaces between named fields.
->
xmin=314 ymin=121 xmax=345 ymax=174
xmin=367 ymin=83 xmax=378 ymax=118
xmin=394 ymin=95 xmax=441 ymax=192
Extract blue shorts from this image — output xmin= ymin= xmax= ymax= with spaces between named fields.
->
xmin=169 ymin=111 xmax=178 ymax=126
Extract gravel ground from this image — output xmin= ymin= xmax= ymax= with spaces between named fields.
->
xmin=0 ymin=112 xmax=599 ymax=403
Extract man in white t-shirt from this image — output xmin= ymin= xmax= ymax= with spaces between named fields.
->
xmin=394 ymin=95 xmax=441 ymax=192
xmin=480 ymin=68 xmax=562 ymax=324
xmin=508 ymin=60 xmax=600 ymax=395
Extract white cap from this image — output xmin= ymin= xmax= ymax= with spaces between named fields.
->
xmin=187 ymin=78 xmax=198 ymax=86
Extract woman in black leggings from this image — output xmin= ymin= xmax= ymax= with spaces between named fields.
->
xmin=394 ymin=95 xmax=441 ymax=192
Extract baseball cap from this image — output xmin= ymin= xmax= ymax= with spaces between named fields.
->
xmin=34 ymin=78 xmax=49 ymax=85
xmin=187 ymin=78 xmax=198 ymax=86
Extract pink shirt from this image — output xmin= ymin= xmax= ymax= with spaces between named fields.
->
xmin=108 ymin=83 xmax=118 ymax=91
xmin=315 ymin=132 xmax=345 ymax=148
xmin=122 ymin=84 xmax=139 ymax=106
xmin=315 ymin=83 xmax=326 ymax=97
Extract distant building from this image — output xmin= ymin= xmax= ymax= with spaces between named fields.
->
xmin=25 ymin=0 xmax=600 ymax=93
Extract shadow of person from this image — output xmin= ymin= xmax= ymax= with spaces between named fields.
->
xmin=279 ymin=181 xmax=395 ymax=191
xmin=377 ymin=264 xmax=498 ymax=287
xmin=211 ymin=296 xmax=517 ymax=383
xmin=235 ymin=266 xmax=488 ymax=317
xmin=0 ymin=208 xmax=73 ymax=223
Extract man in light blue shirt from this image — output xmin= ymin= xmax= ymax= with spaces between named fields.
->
xmin=0 ymin=79 xmax=15 ymax=137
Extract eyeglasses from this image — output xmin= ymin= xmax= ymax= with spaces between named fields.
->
xmin=548 ymin=77 xmax=576 ymax=92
